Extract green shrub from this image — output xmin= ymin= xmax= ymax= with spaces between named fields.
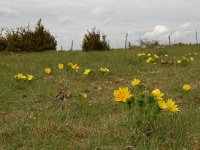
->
xmin=33 ymin=19 xmax=57 ymax=51
xmin=0 ymin=37 xmax=7 ymax=51
xmin=4 ymin=19 xmax=57 ymax=52
xmin=138 ymin=39 xmax=160 ymax=48
xmin=82 ymin=28 xmax=110 ymax=51
xmin=0 ymin=29 xmax=7 ymax=51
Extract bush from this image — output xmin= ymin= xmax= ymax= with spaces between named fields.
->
xmin=0 ymin=29 xmax=7 ymax=51
xmin=138 ymin=38 xmax=160 ymax=48
xmin=0 ymin=37 xmax=7 ymax=52
xmin=33 ymin=19 xmax=57 ymax=51
xmin=82 ymin=28 xmax=110 ymax=51
xmin=2 ymin=19 xmax=57 ymax=52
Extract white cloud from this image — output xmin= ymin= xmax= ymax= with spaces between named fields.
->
xmin=179 ymin=22 xmax=192 ymax=30
xmin=144 ymin=25 xmax=169 ymax=38
xmin=60 ymin=17 xmax=72 ymax=25
xmin=92 ymin=7 xmax=105 ymax=15
xmin=173 ymin=31 xmax=190 ymax=38
xmin=104 ymin=18 xmax=112 ymax=25
xmin=1 ymin=0 xmax=200 ymax=49
xmin=91 ymin=7 xmax=112 ymax=16
xmin=0 ymin=8 xmax=19 ymax=17
xmin=169 ymin=22 xmax=195 ymax=42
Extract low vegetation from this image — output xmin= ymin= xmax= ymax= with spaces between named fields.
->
xmin=82 ymin=28 xmax=110 ymax=51
xmin=0 ymin=19 xmax=57 ymax=52
xmin=0 ymin=45 xmax=200 ymax=149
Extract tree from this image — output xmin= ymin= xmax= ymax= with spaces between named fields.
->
xmin=0 ymin=29 xmax=7 ymax=51
xmin=33 ymin=19 xmax=57 ymax=51
xmin=3 ymin=19 xmax=57 ymax=52
xmin=82 ymin=28 xmax=110 ymax=51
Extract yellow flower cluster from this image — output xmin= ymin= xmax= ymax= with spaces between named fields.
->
xmin=114 ymin=78 xmax=180 ymax=113
xmin=157 ymin=99 xmax=180 ymax=113
xmin=146 ymin=54 xmax=159 ymax=63
xmin=146 ymin=57 xmax=154 ymax=63
xmin=80 ymin=92 xmax=88 ymax=98
xmin=99 ymin=67 xmax=109 ymax=73
xmin=84 ymin=69 xmax=91 ymax=75
xmin=137 ymin=53 xmax=146 ymax=57
xmin=136 ymin=51 xmax=199 ymax=65
xmin=152 ymin=89 xmax=180 ymax=113
xmin=68 ymin=63 xmax=79 ymax=72
xmin=154 ymin=54 xmax=159 ymax=59
xmin=1 ymin=62 xmax=9 ymax=66
xmin=43 ymin=64 xmax=110 ymax=77
xmin=152 ymin=89 xmax=164 ymax=101
xmin=29 ymin=112 xmax=36 ymax=120
xmin=177 ymin=56 xmax=195 ymax=64
xmin=137 ymin=52 xmax=160 ymax=64
xmin=14 ymin=73 xmax=34 ymax=80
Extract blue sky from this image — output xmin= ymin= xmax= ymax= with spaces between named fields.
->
xmin=0 ymin=0 xmax=200 ymax=50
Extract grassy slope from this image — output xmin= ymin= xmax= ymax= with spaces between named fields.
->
xmin=0 ymin=45 xmax=200 ymax=149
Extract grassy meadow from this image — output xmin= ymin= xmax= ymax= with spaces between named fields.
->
xmin=0 ymin=45 xmax=200 ymax=149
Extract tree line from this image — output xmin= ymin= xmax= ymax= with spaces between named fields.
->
xmin=0 ymin=19 xmax=110 ymax=52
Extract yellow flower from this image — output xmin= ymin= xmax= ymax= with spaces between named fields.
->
xmin=138 ymin=53 xmax=146 ymax=57
xmin=44 ymin=68 xmax=51 ymax=74
xmin=146 ymin=57 xmax=154 ymax=63
xmin=27 ymin=74 xmax=33 ymax=81
xmin=165 ymin=54 xmax=168 ymax=57
xmin=183 ymin=84 xmax=191 ymax=91
xmin=158 ymin=100 xmax=167 ymax=109
xmin=147 ymin=53 xmax=151 ymax=57
xmin=29 ymin=112 xmax=36 ymax=120
xmin=14 ymin=73 xmax=27 ymax=80
xmin=166 ymin=99 xmax=180 ymax=113
xmin=100 ymin=68 xmax=104 ymax=72
xmin=14 ymin=73 xmax=21 ymax=78
xmin=71 ymin=64 xmax=79 ymax=72
xmin=68 ymin=63 xmax=79 ymax=72
xmin=190 ymin=57 xmax=194 ymax=61
xmin=104 ymin=68 xmax=109 ymax=72
xmin=89 ymin=100 xmax=92 ymax=106
xmin=81 ymin=93 xmax=88 ymax=98
xmin=131 ymin=78 xmax=140 ymax=86
xmin=84 ymin=69 xmax=91 ymax=75
xmin=100 ymin=67 xmax=109 ymax=72
xmin=114 ymin=87 xmax=133 ymax=102
xmin=177 ymin=60 xmax=181 ymax=64
xmin=154 ymin=54 xmax=159 ymax=59
xmin=58 ymin=63 xmax=64 ymax=69
xmin=152 ymin=89 xmax=164 ymax=101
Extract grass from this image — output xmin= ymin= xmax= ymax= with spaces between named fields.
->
xmin=0 ymin=45 xmax=200 ymax=149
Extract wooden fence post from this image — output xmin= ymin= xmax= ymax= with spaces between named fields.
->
xmin=125 ymin=33 xmax=128 ymax=49
xmin=168 ymin=35 xmax=171 ymax=45
xmin=71 ymin=40 xmax=74 ymax=51
xmin=196 ymin=30 xmax=198 ymax=44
